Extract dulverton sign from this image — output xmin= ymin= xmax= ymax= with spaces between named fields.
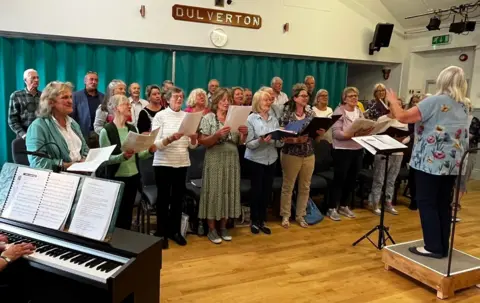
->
xmin=172 ymin=4 xmax=262 ymax=29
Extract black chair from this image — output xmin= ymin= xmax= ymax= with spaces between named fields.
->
xmin=138 ymin=157 xmax=156 ymax=234
xmin=237 ymin=145 xmax=252 ymax=204
xmin=185 ymin=146 xmax=206 ymax=200
xmin=11 ymin=138 xmax=29 ymax=165
xmin=393 ymin=166 xmax=409 ymax=205
xmin=313 ymin=140 xmax=334 ymax=212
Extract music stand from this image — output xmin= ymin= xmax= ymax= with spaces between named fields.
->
xmin=351 ymin=136 xmax=407 ymax=250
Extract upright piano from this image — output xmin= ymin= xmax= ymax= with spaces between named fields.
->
xmin=0 ymin=217 xmax=162 ymax=303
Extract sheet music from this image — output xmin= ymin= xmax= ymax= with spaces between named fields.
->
xmin=33 ymin=173 xmax=80 ymax=230
xmin=353 ymin=135 xmax=407 ymax=155
xmin=2 ymin=167 xmax=49 ymax=223
xmin=224 ymin=105 xmax=252 ymax=132
xmin=347 ymin=118 xmax=375 ymax=134
xmin=177 ymin=111 xmax=204 ymax=136
xmin=69 ymin=178 xmax=120 ymax=241
xmin=121 ymin=128 xmax=160 ymax=153
xmin=67 ymin=145 xmax=116 ymax=172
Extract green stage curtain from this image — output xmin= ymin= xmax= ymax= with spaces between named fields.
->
xmin=175 ymin=51 xmax=347 ymax=108
xmin=0 ymin=37 xmax=172 ymax=164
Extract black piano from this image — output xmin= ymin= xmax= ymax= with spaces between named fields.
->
xmin=0 ymin=217 xmax=162 ymax=303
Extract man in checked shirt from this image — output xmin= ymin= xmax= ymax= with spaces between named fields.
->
xmin=8 ymin=69 xmax=41 ymax=139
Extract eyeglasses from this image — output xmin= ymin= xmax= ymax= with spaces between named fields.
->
xmin=298 ymin=94 xmax=309 ymax=98
xmin=171 ymin=94 xmax=183 ymax=100
xmin=347 ymin=94 xmax=358 ymax=98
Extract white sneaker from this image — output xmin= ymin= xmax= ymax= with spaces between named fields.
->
xmin=338 ymin=206 xmax=356 ymax=218
xmin=326 ymin=208 xmax=341 ymax=221
xmin=385 ymin=203 xmax=398 ymax=215
xmin=368 ymin=203 xmax=381 ymax=216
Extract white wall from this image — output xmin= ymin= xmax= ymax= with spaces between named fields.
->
xmin=347 ymin=63 xmax=401 ymax=101
xmin=403 ymin=29 xmax=479 ymax=106
xmin=0 ymin=0 xmax=407 ymax=63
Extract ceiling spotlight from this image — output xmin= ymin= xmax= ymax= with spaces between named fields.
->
xmin=426 ymin=16 xmax=441 ymax=31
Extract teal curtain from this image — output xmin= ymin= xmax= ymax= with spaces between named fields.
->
xmin=0 ymin=37 xmax=172 ymax=164
xmin=175 ymin=51 xmax=347 ymax=108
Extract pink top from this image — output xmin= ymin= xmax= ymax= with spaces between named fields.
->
xmin=332 ymin=105 xmax=364 ymax=150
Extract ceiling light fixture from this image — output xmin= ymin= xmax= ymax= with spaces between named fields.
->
xmin=426 ymin=16 xmax=441 ymax=30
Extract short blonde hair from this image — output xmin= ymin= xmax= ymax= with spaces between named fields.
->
xmin=108 ymin=94 xmax=129 ymax=115
xmin=373 ymin=83 xmax=386 ymax=99
xmin=314 ymin=89 xmax=328 ymax=106
xmin=186 ymin=88 xmax=207 ymax=108
xmin=259 ymin=86 xmax=274 ymax=94
xmin=37 ymin=81 xmax=74 ymax=118
xmin=342 ymin=87 xmax=359 ymax=102
xmin=436 ymin=66 xmax=468 ymax=103
xmin=252 ymin=91 xmax=270 ymax=113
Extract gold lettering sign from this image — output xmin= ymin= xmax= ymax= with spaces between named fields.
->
xmin=172 ymin=5 xmax=262 ymax=30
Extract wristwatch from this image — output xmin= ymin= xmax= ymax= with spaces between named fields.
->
xmin=0 ymin=254 xmax=11 ymax=264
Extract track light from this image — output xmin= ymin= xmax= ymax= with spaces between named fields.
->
xmin=426 ymin=16 xmax=441 ymax=31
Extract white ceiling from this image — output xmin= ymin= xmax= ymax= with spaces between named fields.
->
xmin=380 ymin=0 xmax=470 ymax=29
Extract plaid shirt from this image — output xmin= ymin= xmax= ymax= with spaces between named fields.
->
xmin=8 ymin=88 xmax=41 ymax=137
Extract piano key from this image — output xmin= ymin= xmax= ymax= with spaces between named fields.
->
xmin=0 ymin=224 xmax=129 ymax=284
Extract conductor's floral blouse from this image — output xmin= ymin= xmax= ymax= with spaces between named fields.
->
xmin=410 ymin=95 xmax=469 ymax=176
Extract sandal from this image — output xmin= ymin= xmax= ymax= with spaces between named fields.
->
xmin=296 ymin=217 xmax=308 ymax=228
xmin=281 ymin=216 xmax=290 ymax=229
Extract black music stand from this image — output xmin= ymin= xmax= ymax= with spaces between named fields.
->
xmin=352 ymin=137 xmax=407 ymax=250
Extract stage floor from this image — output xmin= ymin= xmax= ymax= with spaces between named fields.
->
xmin=386 ymin=239 xmax=480 ymax=276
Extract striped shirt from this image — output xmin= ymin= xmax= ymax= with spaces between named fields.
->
xmin=152 ymin=107 xmax=198 ymax=167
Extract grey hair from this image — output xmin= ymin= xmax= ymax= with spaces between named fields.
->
xmin=37 ymin=81 xmax=74 ymax=118
xmin=186 ymin=88 xmax=207 ymax=108
xmin=304 ymin=75 xmax=315 ymax=83
xmin=23 ymin=69 xmax=37 ymax=81
xmin=100 ymin=79 xmax=126 ymax=111
xmin=163 ymin=80 xmax=174 ymax=86
xmin=107 ymin=94 xmax=129 ymax=115
xmin=271 ymin=76 xmax=283 ymax=86
xmin=313 ymin=89 xmax=328 ymax=106
xmin=435 ymin=66 xmax=468 ymax=103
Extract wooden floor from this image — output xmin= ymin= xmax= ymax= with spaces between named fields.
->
xmin=160 ymin=182 xmax=480 ymax=302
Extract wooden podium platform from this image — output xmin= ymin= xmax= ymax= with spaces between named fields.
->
xmin=382 ymin=240 xmax=480 ymax=299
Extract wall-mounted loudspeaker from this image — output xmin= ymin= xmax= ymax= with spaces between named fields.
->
xmin=369 ymin=23 xmax=394 ymax=55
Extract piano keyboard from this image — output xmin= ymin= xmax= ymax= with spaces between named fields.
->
xmin=0 ymin=223 xmax=129 ymax=284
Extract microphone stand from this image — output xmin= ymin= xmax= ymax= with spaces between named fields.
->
xmin=447 ymin=147 xmax=480 ymax=277
xmin=22 ymin=141 xmax=63 ymax=173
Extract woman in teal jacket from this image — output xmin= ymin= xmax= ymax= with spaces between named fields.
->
xmin=26 ymin=81 xmax=89 ymax=171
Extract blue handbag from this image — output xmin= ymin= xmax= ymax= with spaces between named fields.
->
xmin=291 ymin=196 xmax=324 ymax=225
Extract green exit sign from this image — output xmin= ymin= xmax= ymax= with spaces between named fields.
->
xmin=432 ymin=35 xmax=450 ymax=45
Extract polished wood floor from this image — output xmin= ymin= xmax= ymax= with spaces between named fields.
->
xmin=160 ymin=182 xmax=480 ymax=302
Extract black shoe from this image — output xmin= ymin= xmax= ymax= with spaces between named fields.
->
xmin=170 ymin=233 xmax=187 ymax=246
xmin=251 ymin=224 xmax=260 ymax=234
xmin=408 ymin=205 xmax=418 ymax=211
xmin=162 ymin=237 xmax=169 ymax=250
xmin=259 ymin=224 xmax=271 ymax=235
xmin=408 ymin=246 xmax=443 ymax=259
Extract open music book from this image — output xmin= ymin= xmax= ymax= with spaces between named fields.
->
xmin=253 ymin=115 xmax=342 ymax=142
xmin=347 ymin=118 xmax=395 ymax=137
xmin=353 ymin=135 xmax=407 ymax=155
xmin=1 ymin=166 xmax=80 ymax=230
xmin=0 ymin=163 xmax=123 ymax=242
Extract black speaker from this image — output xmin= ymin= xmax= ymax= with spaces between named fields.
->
xmin=369 ymin=23 xmax=394 ymax=55
xmin=372 ymin=23 xmax=394 ymax=47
